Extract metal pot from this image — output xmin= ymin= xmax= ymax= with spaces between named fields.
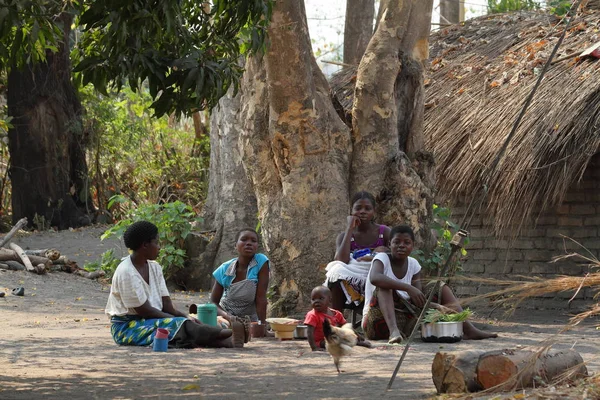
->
xmin=294 ymin=325 xmax=308 ymax=339
xmin=421 ymin=321 xmax=463 ymax=343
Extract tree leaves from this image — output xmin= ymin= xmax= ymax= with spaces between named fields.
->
xmin=73 ymin=0 xmax=272 ymax=117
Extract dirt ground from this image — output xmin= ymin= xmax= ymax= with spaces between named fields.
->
xmin=0 ymin=226 xmax=598 ymax=399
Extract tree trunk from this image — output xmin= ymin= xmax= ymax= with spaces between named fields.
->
xmin=173 ymin=88 xmax=259 ymax=290
xmin=477 ymin=348 xmax=587 ymax=391
xmin=7 ymin=13 xmax=91 ymax=230
xmin=440 ymin=0 xmax=461 ymax=24
xmin=343 ymin=0 xmax=375 ymax=65
xmin=191 ymin=0 xmax=436 ymax=309
xmin=351 ymin=0 xmax=435 ymax=246
xmin=240 ymin=1 xmax=352 ymax=315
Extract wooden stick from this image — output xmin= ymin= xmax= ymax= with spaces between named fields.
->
xmin=0 ymin=217 xmax=27 ymax=248
xmin=9 ymin=243 xmax=34 ymax=272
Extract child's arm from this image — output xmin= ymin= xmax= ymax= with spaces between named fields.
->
xmin=306 ymin=325 xmax=324 ymax=351
xmin=370 ymin=260 xmax=426 ymax=307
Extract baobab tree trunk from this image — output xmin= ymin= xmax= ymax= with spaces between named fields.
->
xmin=350 ymin=0 xmax=435 ymax=245
xmin=7 ymin=14 xmax=91 ymax=229
xmin=240 ymin=1 xmax=352 ymax=315
xmin=343 ymin=0 xmax=375 ymax=65
xmin=194 ymin=0 xmax=436 ymax=309
xmin=177 ymin=88 xmax=259 ymax=290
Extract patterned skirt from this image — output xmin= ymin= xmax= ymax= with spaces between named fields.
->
xmin=364 ymin=285 xmax=439 ymax=341
xmin=110 ymin=315 xmax=186 ymax=346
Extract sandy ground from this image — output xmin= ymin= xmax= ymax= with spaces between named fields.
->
xmin=0 ymin=226 xmax=598 ymax=399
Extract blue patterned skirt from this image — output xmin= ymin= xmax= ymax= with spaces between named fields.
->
xmin=110 ymin=315 xmax=186 ymax=346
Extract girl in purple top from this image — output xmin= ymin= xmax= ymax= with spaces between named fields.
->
xmin=328 ymin=191 xmax=391 ymax=311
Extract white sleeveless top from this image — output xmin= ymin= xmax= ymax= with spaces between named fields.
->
xmin=363 ymin=253 xmax=422 ymax=318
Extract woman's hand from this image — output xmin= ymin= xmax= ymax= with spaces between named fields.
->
xmin=407 ymin=287 xmax=426 ymax=308
xmin=346 ymin=215 xmax=361 ymax=230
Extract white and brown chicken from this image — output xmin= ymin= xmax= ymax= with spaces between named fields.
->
xmin=322 ymin=318 xmax=358 ymax=373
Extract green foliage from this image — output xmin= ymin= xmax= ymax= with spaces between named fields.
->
xmin=0 ymin=0 xmax=67 ymax=73
xmin=412 ymin=205 xmax=469 ymax=275
xmin=547 ymin=0 xmax=573 ymax=15
xmin=100 ymin=201 xmax=201 ymax=278
xmin=423 ymin=308 xmax=472 ymax=324
xmin=80 ymin=84 xmax=210 ymax=217
xmin=73 ymin=0 xmax=272 ymax=117
xmin=487 ymin=0 xmax=539 ymax=13
xmin=83 ymin=249 xmax=120 ymax=278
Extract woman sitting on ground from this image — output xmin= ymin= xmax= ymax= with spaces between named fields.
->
xmin=105 ymin=221 xmax=244 ymax=348
xmin=363 ymin=225 xmax=497 ymax=343
xmin=210 ymin=228 xmax=269 ymax=333
xmin=324 ymin=191 xmax=391 ymax=311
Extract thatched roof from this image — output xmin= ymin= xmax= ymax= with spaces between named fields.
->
xmin=330 ymin=10 xmax=600 ymax=234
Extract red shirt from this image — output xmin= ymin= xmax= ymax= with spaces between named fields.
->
xmin=303 ymin=308 xmax=347 ymax=344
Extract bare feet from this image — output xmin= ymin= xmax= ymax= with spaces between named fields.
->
xmin=388 ymin=329 xmax=405 ymax=344
xmin=463 ymin=322 xmax=498 ymax=340
xmin=357 ymin=339 xmax=373 ymax=348
xmin=231 ymin=320 xmax=245 ymax=348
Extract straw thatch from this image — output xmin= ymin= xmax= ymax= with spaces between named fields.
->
xmin=330 ymin=9 xmax=600 ymax=235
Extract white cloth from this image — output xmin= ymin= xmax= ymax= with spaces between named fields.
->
xmin=323 ymin=258 xmax=372 ymax=287
xmin=105 ymin=256 xmax=170 ymax=316
xmin=363 ymin=253 xmax=422 ymax=318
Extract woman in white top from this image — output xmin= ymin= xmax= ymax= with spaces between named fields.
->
xmin=105 ymin=221 xmax=245 ymax=348
xmin=362 ymin=225 xmax=497 ymax=344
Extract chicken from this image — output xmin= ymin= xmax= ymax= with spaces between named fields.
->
xmin=322 ymin=318 xmax=358 ymax=373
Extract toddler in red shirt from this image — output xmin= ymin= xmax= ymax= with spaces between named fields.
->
xmin=304 ymin=286 xmax=347 ymax=351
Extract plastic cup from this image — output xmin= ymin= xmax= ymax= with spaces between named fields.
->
xmin=153 ymin=328 xmax=169 ymax=352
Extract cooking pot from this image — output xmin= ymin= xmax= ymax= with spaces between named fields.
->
xmin=421 ymin=321 xmax=463 ymax=343
xmin=294 ymin=325 xmax=308 ymax=339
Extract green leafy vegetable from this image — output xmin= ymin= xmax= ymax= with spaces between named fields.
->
xmin=423 ymin=308 xmax=472 ymax=324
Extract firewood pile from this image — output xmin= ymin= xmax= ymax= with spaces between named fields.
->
xmin=0 ymin=218 xmax=105 ymax=280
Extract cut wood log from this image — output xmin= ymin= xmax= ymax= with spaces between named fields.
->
xmin=476 ymin=348 xmax=587 ymax=391
xmin=9 ymin=243 xmax=35 ymax=272
xmin=0 ymin=248 xmax=52 ymax=269
xmin=4 ymin=260 xmax=26 ymax=271
xmin=24 ymin=248 xmax=60 ymax=261
xmin=74 ymin=269 xmax=106 ymax=279
xmin=52 ymin=255 xmax=71 ymax=265
xmin=0 ymin=217 xmax=27 ymax=248
xmin=0 ymin=262 xmax=26 ymax=271
xmin=432 ymin=351 xmax=487 ymax=394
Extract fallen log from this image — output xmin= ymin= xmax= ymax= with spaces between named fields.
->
xmin=52 ymin=255 xmax=71 ymax=265
xmin=477 ymin=348 xmax=587 ymax=391
xmin=0 ymin=248 xmax=52 ymax=269
xmin=9 ymin=243 xmax=35 ymax=272
xmin=0 ymin=217 xmax=27 ymax=248
xmin=0 ymin=261 xmax=26 ymax=271
xmin=24 ymin=248 xmax=60 ymax=261
xmin=432 ymin=350 xmax=487 ymax=394
xmin=74 ymin=269 xmax=106 ymax=279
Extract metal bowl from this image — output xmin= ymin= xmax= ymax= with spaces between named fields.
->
xmin=293 ymin=325 xmax=308 ymax=339
xmin=421 ymin=321 xmax=463 ymax=343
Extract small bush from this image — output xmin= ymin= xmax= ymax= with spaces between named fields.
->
xmin=412 ymin=204 xmax=469 ymax=276
xmin=98 ymin=201 xmax=201 ymax=278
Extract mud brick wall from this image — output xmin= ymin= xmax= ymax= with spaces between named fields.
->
xmin=448 ymin=153 xmax=599 ymax=307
